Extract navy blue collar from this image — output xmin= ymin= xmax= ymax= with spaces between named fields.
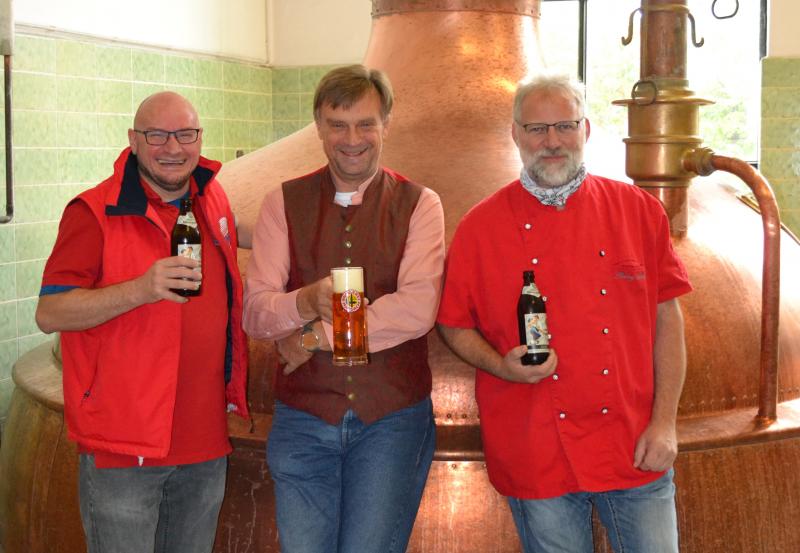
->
xmin=105 ymin=153 xmax=214 ymax=217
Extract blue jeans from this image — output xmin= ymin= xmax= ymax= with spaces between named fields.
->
xmin=508 ymin=470 xmax=679 ymax=553
xmin=79 ymin=454 xmax=227 ymax=553
xmin=267 ymin=397 xmax=436 ymax=553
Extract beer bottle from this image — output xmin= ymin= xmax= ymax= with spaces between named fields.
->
xmin=170 ymin=198 xmax=202 ymax=297
xmin=517 ymin=270 xmax=549 ymax=365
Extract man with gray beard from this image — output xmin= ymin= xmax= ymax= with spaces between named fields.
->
xmin=436 ymin=73 xmax=692 ymax=553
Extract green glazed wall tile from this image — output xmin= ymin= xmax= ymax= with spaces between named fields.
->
xmin=202 ymin=119 xmax=224 ymax=148
xmin=196 ymin=89 xmax=225 ymax=119
xmin=762 ymin=58 xmax=800 ymax=88
xmin=15 ymin=149 xmax=59 ymax=186
xmin=15 ymin=185 xmax=66 ymax=223
xmin=762 ymin=118 xmax=800 ymax=149
xmin=97 ymin=149 xmax=123 ymax=175
xmin=16 ymin=112 xmax=59 ymax=147
xmin=56 ymin=40 xmax=97 ymax=77
xmin=170 ymin=86 xmax=197 ymax=107
xmin=201 ymin=148 xmax=223 ymax=163
xmin=249 ymin=122 xmax=272 ymax=148
xmin=223 ymin=120 xmax=250 ymax=148
xmin=97 ymin=115 xmax=132 ymax=149
xmin=250 ymin=94 xmax=272 ymax=122
xmin=0 ymin=226 xmax=13 ymax=263
xmin=18 ymin=333 xmax=52 ymax=358
xmin=17 ymin=298 xmax=39 ymax=337
xmin=251 ymin=67 xmax=272 ymax=94
xmin=132 ymin=83 xmax=165 ymax=112
xmin=0 ymin=377 xmax=14 ymax=419
xmin=0 ymin=264 xmax=15 ymax=302
xmin=97 ymin=81 xmax=133 ymax=114
xmin=59 ymin=150 xmax=103 ymax=183
xmin=0 ymin=339 xmax=16 ymax=380
xmin=16 ymin=35 xmax=57 ymax=73
xmin=273 ymin=121 xmax=302 ymax=141
xmin=15 ymin=222 xmax=58 ymax=262
xmin=272 ymin=68 xmax=300 ymax=93
xmin=224 ymin=91 xmax=252 ymax=120
xmin=223 ymin=62 xmax=250 ymax=91
xmin=0 ymin=302 xmax=16 ymax=341
xmin=95 ymin=45 xmax=133 ymax=81
xmin=273 ymin=94 xmax=300 ymax=121
xmin=58 ymin=77 xmax=97 ymax=113
xmin=165 ymin=55 xmax=196 ymax=86
xmin=761 ymin=87 xmax=800 ymax=119
xmin=772 ymin=179 xmax=800 ymax=210
xmin=221 ymin=149 xmax=239 ymax=163
xmin=58 ymin=113 xmax=98 ymax=148
xmin=300 ymin=66 xmax=332 ymax=92
xmin=782 ymin=209 xmax=800 ymax=235
xmin=14 ymin=73 xmax=58 ymax=110
xmin=132 ymin=51 xmax=165 ymax=83
xmin=760 ymin=149 xmax=800 ymax=180
xmin=196 ymin=60 xmax=223 ymax=89
xmin=300 ymin=94 xmax=314 ymax=121
xmin=16 ymin=259 xmax=46 ymax=299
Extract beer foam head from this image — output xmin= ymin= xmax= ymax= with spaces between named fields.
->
xmin=331 ymin=266 xmax=364 ymax=293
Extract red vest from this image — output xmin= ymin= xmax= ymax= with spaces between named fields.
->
xmin=279 ymin=167 xmax=431 ymax=424
xmin=60 ymin=148 xmax=248 ymax=459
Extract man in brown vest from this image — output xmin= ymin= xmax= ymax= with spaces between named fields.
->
xmin=243 ymin=65 xmax=445 ymax=553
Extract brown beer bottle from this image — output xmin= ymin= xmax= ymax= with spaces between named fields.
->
xmin=170 ymin=198 xmax=202 ymax=297
xmin=517 ymin=270 xmax=549 ymax=365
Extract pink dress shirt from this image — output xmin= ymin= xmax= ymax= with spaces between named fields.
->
xmin=243 ymin=169 xmax=445 ymax=351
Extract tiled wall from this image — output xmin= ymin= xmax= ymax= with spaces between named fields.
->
xmin=761 ymin=57 xmax=800 ymax=235
xmin=0 ymin=30 xmax=333 ymax=427
xmin=271 ymin=66 xmax=333 ymax=140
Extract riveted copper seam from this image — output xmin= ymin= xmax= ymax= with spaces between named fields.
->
xmin=371 ymin=0 xmax=540 ymax=17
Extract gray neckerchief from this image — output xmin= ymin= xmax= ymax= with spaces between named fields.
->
xmin=520 ymin=164 xmax=587 ymax=207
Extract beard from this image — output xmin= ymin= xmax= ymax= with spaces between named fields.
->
xmin=522 ymin=146 xmax=583 ymax=188
xmin=137 ymin=161 xmax=193 ymax=194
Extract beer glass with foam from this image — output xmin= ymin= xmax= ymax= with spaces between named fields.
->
xmin=331 ymin=267 xmax=369 ymax=366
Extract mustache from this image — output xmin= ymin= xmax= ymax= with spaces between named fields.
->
xmin=532 ymin=147 xmax=568 ymax=160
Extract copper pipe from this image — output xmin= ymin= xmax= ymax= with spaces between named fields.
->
xmin=641 ymin=0 xmax=689 ymax=80
xmin=684 ymin=148 xmax=781 ymax=423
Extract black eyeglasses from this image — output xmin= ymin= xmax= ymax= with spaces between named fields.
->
xmin=519 ymin=119 xmax=584 ymax=136
xmin=133 ymin=128 xmax=201 ymax=145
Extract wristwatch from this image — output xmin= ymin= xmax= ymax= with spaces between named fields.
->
xmin=300 ymin=322 xmax=321 ymax=353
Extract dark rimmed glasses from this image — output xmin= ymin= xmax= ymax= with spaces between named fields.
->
xmin=133 ymin=128 xmax=201 ymax=145
xmin=519 ymin=119 xmax=584 ymax=136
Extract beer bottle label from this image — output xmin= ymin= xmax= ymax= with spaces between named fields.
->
xmin=524 ymin=313 xmax=549 ymax=353
xmin=177 ymin=212 xmax=198 ymax=229
xmin=176 ymin=244 xmax=202 ymax=272
xmin=522 ymin=283 xmax=541 ymax=297
xmin=341 ymin=289 xmax=362 ymax=312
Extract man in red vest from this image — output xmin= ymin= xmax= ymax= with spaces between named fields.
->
xmin=243 ymin=65 xmax=445 ymax=553
xmin=36 ymin=91 xmax=248 ymax=553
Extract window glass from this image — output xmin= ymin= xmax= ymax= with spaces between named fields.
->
xmin=537 ymin=0 xmax=761 ymax=178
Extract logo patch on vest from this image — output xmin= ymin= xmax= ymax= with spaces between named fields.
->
xmin=341 ymin=290 xmax=362 ymax=312
xmin=219 ymin=216 xmax=231 ymax=244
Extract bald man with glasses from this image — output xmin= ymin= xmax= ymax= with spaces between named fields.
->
xmin=36 ymin=91 xmax=248 ymax=553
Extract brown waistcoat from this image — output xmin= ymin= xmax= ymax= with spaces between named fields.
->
xmin=279 ymin=166 xmax=432 ymax=424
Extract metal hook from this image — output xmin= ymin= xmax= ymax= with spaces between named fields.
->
xmin=687 ymin=12 xmax=705 ymax=47
xmin=712 ymin=0 xmax=739 ymax=20
xmin=631 ymin=80 xmax=658 ymax=106
xmin=621 ymin=7 xmax=642 ymax=46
